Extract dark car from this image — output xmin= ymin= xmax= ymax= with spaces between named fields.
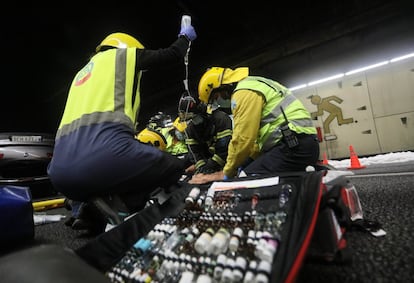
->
xmin=0 ymin=132 xmax=57 ymax=198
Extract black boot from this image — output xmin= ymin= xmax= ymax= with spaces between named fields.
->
xmin=89 ymin=194 xmax=131 ymax=226
xmin=71 ymin=203 xmax=107 ymax=235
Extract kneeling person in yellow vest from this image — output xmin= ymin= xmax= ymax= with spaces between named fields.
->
xmin=136 ymin=117 xmax=194 ymax=171
xmin=47 ymin=22 xmax=197 ymax=233
xmin=191 ymin=67 xmax=320 ymax=184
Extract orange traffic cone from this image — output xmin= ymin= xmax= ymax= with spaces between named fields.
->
xmin=322 ymin=152 xmax=329 ymax=165
xmin=347 ymin=145 xmax=366 ymax=170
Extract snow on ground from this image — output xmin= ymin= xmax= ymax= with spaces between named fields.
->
xmin=327 ymin=151 xmax=414 ymax=169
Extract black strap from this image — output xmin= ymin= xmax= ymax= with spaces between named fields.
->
xmin=75 ymin=186 xmax=191 ymax=272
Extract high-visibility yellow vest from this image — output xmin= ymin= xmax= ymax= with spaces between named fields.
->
xmin=57 ymin=48 xmax=141 ymax=138
xmin=235 ymin=76 xmax=316 ymax=151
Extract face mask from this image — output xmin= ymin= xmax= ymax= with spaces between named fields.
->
xmin=215 ymin=96 xmax=231 ymax=108
xmin=175 ymin=130 xmax=185 ymax=141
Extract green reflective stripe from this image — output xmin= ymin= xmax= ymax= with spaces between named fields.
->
xmin=261 ymin=118 xmax=316 ymax=152
xmin=195 ymin=159 xmax=206 ymax=169
xmin=216 ymin=129 xmax=232 ymax=139
xmin=212 ymin=154 xmax=225 ymax=166
xmin=261 ymin=94 xmax=296 ymax=125
xmin=114 ymin=49 xmax=127 ymax=111
xmin=262 ymin=130 xmax=283 ymax=152
xmin=57 ymin=111 xmax=134 ymax=138
xmin=241 ymin=76 xmax=288 ymax=96
xmin=56 ymin=48 xmax=138 ymax=139
xmin=235 ymin=76 xmax=315 ymax=152
xmin=185 ymin=138 xmax=198 ymax=146
xmin=291 ymin=118 xmax=315 ymax=128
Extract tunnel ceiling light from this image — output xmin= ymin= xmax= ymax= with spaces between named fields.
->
xmin=390 ymin=52 xmax=414 ymax=62
xmin=308 ymin=73 xmax=344 ymax=86
xmin=289 ymin=84 xmax=307 ymax=91
xmin=345 ymin=61 xmax=389 ymax=76
xmin=289 ymin=51 xmax=414 ymax=91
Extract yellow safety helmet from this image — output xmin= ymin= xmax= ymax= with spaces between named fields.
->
xmin=173 ymin=117 xmax=187 ymax=132
xmin=198 ymin=67 xmax=249 ymax=103
xmin=96 ymin=32 xmax=145 ymax=52
xmin=136 ymin=128 xmax=167 ymax=151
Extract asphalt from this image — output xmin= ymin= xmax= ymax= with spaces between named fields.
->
xmin=2 ymin=161 xmax=414 ymax=283
xmin=297 ymin=162 xmax=414 ymax=283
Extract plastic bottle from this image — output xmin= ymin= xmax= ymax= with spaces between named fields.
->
xmin=209 ymin=227 xmax=231 ymax=255
xmin=194 ymin=227 xmax=215 ymax=254
xmin=181 ymin=15 xmax=192 ymax=28
xmin=163 ymin=227 xmax=184 ymax=251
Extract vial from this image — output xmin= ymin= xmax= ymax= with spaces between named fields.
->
xmin=213 ymin=254 xmax=226 ymax=280
xmin=133 ymin=238 xmax=153 ymax=255
xmin=254 ymin=260 xmax=271 ymax=283
xmin=210 ymin=227 xmax=230 ymax=255
xmin=228 ymin=227 xmax=244 ymax=253
xmin=243 ymin=260 xmax=257 ymax=283
xmin=194 ymin=228 xmax=215 ymax=254
xmin=196 ymin=274 xmax=213 ymax=283
xmin=221 ymin=258 xmax=235 ymax=283
xmin=186 ymin=187 xmax=201 ymax=204
xmin=179 ymin=271 xmax=195 ymax=283
xmin=233 ymin=256 xmax=247 ymax=282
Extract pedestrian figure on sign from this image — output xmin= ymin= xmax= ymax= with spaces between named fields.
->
xmin=310 ymin=94 xmax=354 ymax=134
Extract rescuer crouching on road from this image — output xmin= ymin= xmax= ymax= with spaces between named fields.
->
xmin=189 ymin=67 xmax=320 ymax=184
xmin=48 ymin=21 xmax=197 ymax=233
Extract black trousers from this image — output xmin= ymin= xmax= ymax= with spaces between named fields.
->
xmin=243 ymin=134 xmax=320 ymax=176
xmin=107 ymin=152 xmax=185 ymax=211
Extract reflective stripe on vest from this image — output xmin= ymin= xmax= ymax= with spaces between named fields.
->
xmin=235 ymin=76 xmax=315 ymax=152
xmin=56 ymin=48 xmax=141 ymax=139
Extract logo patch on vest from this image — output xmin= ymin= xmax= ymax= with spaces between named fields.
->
xmin=74 ymin=62 xmax=94 ymax=86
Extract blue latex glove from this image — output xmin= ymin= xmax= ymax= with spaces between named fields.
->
xmin=179 ymin=25 xmax=197 ymax=41
xmin=223 ymin=175 xmax=229 ymax=180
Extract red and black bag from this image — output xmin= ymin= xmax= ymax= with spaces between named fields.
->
xmin=75 ymin=169 xmax=385 ymax=282
xmin=307 ymin=171 xmax=385 ymax=263
xmin=76 ymin=171 xmax=325 ymax=283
